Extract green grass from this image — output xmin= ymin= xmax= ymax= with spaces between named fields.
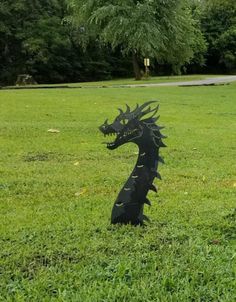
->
xmin=0 ymin=83 xmax=235 ymax=301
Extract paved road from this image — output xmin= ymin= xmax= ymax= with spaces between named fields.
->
xmin=118 ymin=75 xmax=236 ymax=88
xmin=2 ymin=75 xmax=236 ymax=90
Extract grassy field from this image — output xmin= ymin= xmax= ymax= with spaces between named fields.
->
xmin=0 ymin=82 xmax=235 ymax=301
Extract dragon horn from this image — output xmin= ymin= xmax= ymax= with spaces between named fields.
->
xmin=132 ymin=100 xmax=157 ymax=118
xmin=125 ymin=104 xmax=130 ymax=114
xmin=141 ymin=104 xmax=159 ymax=117
xmin=137 ymin=100 xmax=157 ymax=113
xmin=149 ymin=104 xmax=159 ymax=116
xmin=118 ymin=108 xmax=124 ymax=116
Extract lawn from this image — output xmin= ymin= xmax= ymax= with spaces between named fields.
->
xmin=0 ymin=83 xmax=235 ymax=301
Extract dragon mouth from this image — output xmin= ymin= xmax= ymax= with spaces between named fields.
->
xmin=103 ymin=129 xmax=141 ymax=150
xmin=103 ymin=132 xmax=117 ymax=149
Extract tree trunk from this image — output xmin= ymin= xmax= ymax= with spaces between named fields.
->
xmin=132 ymin=52 xmax=142 ymax=80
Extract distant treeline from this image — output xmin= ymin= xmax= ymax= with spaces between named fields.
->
xmin=0 ymin=0 xmax=235 ymax=85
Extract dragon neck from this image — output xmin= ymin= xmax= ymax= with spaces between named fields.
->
xmin=119 ymin=144 xmax=161 ymax=205
xmin=136 ymin=145 xmax=159 ymax=172
xmin=130 ymin=145 xmax=160 ymax=192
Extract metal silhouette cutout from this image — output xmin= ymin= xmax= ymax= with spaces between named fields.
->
xmin=99 ymin=101 xmax=166 ymax=225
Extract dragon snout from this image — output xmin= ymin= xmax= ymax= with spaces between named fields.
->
xmin=99 ymin=124 xmax=107 ymax=134
xmin=99 ymin=119 xmax=116 ymax=135
xmin=99 ymin=119 xmax=108 ymax=133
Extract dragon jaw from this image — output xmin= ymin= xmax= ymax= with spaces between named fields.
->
xmin=99 ymin=119 xmax=143 ymax=150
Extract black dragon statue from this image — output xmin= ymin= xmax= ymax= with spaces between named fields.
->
xmin=99 ymin=101 xmax=166 ymax=225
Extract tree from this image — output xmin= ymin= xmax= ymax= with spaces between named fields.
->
xmin=201 ymin=0 xmax=236 ymax=72
xmin=69 ymin=0 xmax=206 ymax=79
xmin=0 ymin=0 xmax=134 ymax=85
xmin=215 ymin=26 xmax=236 ymax=70
xmin=0 ymin=0 xmax=74 ymax=84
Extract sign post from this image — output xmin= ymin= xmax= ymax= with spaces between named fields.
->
xmin=144 ymin=58 xmax=150 ymax=78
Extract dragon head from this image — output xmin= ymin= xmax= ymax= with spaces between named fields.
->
xmin=99 ymin=101 xmax=166 ymax=150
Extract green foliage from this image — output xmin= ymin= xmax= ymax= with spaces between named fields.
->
xmin=0 ymin=0 xmax=127 ymax=85
xmin=201 ymin=0 xmax=236 ymax=72
xmin=0 ymin=0 xmax=234 ymax=84
xmin=186 ymin=1 xmax=208 ymax=72
xmin=0 ymin=83 xmax=236 ymax=300
xmin=215 ymin=26 xmax=236 ymax=70
xmin=69 ymin=0 xmax=207 ymax=75
xmin=0 ymin=0 xmax=72 ymax=83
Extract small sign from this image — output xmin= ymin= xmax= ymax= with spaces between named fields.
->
xmin=144 ymin=58 xmax=150 ymax=67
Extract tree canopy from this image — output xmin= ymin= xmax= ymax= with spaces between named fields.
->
xmin=201 ymin=0 xmax=236 ymax=72
xmin=69 ymin=0 xmax=206 ymax=79
xmin=0 ymin=0 xmax=128 ymax=85
xmin=0 ymin=0 xmax=234 ymax=85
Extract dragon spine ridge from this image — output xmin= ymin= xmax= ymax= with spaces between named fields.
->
xmin=99 ymin=101 xmax=166 ymax=225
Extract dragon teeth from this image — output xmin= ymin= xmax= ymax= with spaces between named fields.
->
xmin=107 ymin=142 xmax=115 ymax=147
